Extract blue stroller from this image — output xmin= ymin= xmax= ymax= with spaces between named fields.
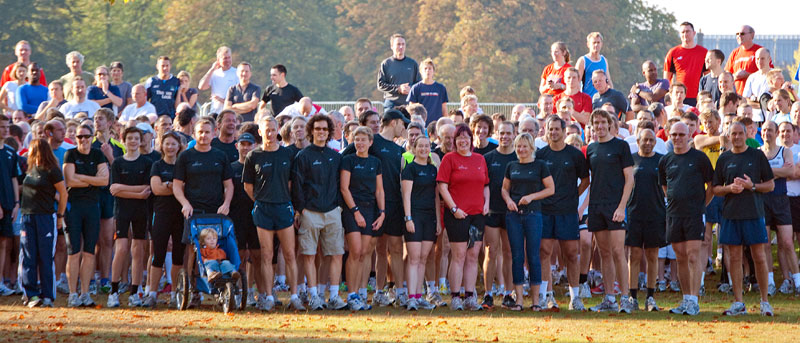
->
xmin=176 ymin=214 xmax=247 ymax=313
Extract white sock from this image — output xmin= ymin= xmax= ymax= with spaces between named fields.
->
xmin=701 ymin=272 xmax=705 ymax=287
xmin=605 ymin=294 xmax=616 ymax=302
xmin=329 ymin=285 xmax=339 ymax=299
xmin=727 ymin=272 xmax=732 ymax=284
xmin=144 ymin=285 xmax=151 ymax=294
xmin=569 ymin=286 xmax=579 ymax=300
xmin=683 ymin=294 xmax=690 ymax=301
xmin=792 ymin=273 xmax=800 ymax=287
xmin=689 ymin=295 xmax=698 ymax=304
xmin=149 ymin=291 xmax=157 ymax=299
xmin=438 ymin=278 xmax=446 ymax=286
xmin=298 ymin=283 xmax=307 ymax=292
xmin=358 ymin=288 xmax=368 ymax=299
xmin=164 ymin=252 xmax=173 ymax=283
xmin=266 ymin=295 xmax=274 ymax=301
xmin=426 ymin=281 xmax=436 ymax=294
xmin=768 ymin=272 xmax=775 ymax=286
xmin=277 ymin=275 xmax=286 ymax=284
xmin=540 ymin=281 xmax=549 ymax=297
xmin=308 ymin=286 xmax=318 ymax=297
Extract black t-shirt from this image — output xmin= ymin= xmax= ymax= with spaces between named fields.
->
xmin=230 ymin=160 xmax=253 ymax=217
xmin=150 ymin=159 xmax=181 ymax=213
xmin=211 ymin=137 xmax=237 ymax=163
xmin=713 ymin=147 xmax=775 ymax=220
xmin=504 ymin=160 xmax=551 ymax=213
xmin=474 ymin=142 xmax=498 ymax=156
xmin=434 ymin=147 xmax=446 ymax=161
xmin=142 ymin=150 xmax=161 ymax=163
xmin=536 ymin=145 xmax=589 ymax=215
xmin=658 ymin=148 xmax=713 ymax=217
xmin=342 ymin=135 xmax=404 ymax=203
xmin=401 ymin=161 xmax=437 ymax=211
xmin=174 ymin=147 xmax=233 ymax=212
xmin=64 ymin=148 xmax=107 ymax=202
xmin=483 ymin=149 xmax=518 ymax=213
xmin=0 ymin=145 xmax=21 ymax=209
xmin=111 ymin=155 xmax=153 ymax=217
xmin=629 ymin=153 xmax=666 ymax=219
xmin=340 ymin=154 xmax=382 ymax=204
xmin=20 ymin=166 xmax=63 ymax=215
xmin=586 ymin=138 xmax=634 ymax=206
xmin=286 ymin=144 xmax=302 ymax=161
xmin=242 ymin=147 xmax=293 ymax=204
xmin=261 ymin=83 xmax=303 ymax=116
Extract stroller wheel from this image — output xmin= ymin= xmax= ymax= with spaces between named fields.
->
xmin=222 ymin=282 xmax=236 ymax=314
xmin=176 ymin=269 xmax=190 ymax=310
xmin=236 ymin=269 xmax=248 ymax=310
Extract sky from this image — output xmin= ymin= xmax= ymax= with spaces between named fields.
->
xmin=645 ymin=0 xmax=800 ymax=35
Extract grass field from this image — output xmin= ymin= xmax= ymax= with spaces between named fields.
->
xmin=2 ymin=277 xmax=799 ymax=343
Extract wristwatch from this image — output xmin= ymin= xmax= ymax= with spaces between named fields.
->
xmin=350 ymin=206 xmax=359 ymax=213
xmin=378 ymin=209 xmax=385 ymax=215
xmin=751 ymin=185 xmax=756 ymax=192
xmin=404 ymin=215 xmax=413 ymax=222
xmin=450 ymin=207 xmax=458 ymax=214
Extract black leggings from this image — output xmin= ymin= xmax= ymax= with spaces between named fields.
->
xmin=151 ymin=210 xmax=186 ymax=268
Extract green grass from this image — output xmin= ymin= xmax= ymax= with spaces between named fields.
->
xmin=2 ymin=277 xmax=799 ymax=343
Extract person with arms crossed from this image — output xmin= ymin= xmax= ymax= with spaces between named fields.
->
xmin=377 ymin=33 xmax=421 ymax=110
xmin=224 ymin=62 xmax=261 ymax=122
xmin=59 ymin=78 xmax=100 ymax=119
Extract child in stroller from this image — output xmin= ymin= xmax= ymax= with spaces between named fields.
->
xmin=199 ymin=228 xmax=241 ymax=283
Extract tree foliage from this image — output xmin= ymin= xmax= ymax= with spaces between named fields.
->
xmin=1 ymin=0 xmax=679 ymax=103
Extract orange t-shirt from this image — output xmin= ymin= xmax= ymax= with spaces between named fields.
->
xmin=725 ymin=43 xmax=772 ymax=95
xmin=200 ymin=247 xmax=227 ymax=262
xmin=541 ymin=63 xmax=572 ymax=96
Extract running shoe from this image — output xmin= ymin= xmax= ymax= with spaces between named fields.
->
xmin=107 ymin=292 xmax=120 ymax=308
xmin=670 ymin=299 xmax=688 ymax=314
xmin=568 ymin=297 xmax=585 ymax=311
xmin=0 ymin=283 xmax=16 ymax=296
xmin=367 ymin=276 xmax=376 ymax=292
xmin=451 ymin=296 xmax=464 ymax=311
xmin=169 ymin=292 xmax=177 ymax=309
xmin=395 ymin=292 xmax=409 ymax=307
xmin=501 ymin=294 xmax=516 ymax=308
xmin=308 ymin=295 xmax=325 ymax=310
xmin=656 ymin=280 xmax=667 ymax=293
xmin=718 ymin=282 xmax=732 ymax=294
xmin=427 ymin=292 xmax=446 ymax=307
xmin=538 ymin=294 xmax=547 ymax=308
xmin=328 ymin=296 xmax=347 ymax=310
xmin=189 ymin=292 xmax=202 ymax=308
xmin=760 ymin=301 xmax=774 ymax=316
xmin=722 ymin=302 xmax=747 ymax=316
xmin=590 ymin=283 xmax=605 ymax=295
xmin=684 ymin=300 xmax=699 ymax=316
xmin=406 ymin=298 xmax=418 ymax=311
xmin=464 ymin=295 xmax=482 ymax=311
xmin=80 ymin=293 xmax=95 ymax=307
xmin=298 ymin=289 xmax=308 ymax=304
xmin=579 ymin=282 xmax=591 ymax=298
xmin=56 ymin=279 xmax=70 ymax=295
xmin=262 ymin=297 xmax=276 ymax=311
xmin=645 ymin=296 xmax=659 ymax=312
xmin=589 ymin=297 xmax=618 ymax=312
xmin=631 ymin=297 xmax=640 ymax=311
xmin=481 ymin=294 xmax=494 ymax=309
xmin=372 ymin=291 xmax=392 ymax=307
xmin=347 ymin=294 xmax=364 ymax=311
xmin=128 ymin=293 xmax=143 ymax=307
xmin=12 ymin=282 xmax=22 ymax=295
xmin=778 ymin=279 xmax=793 ymax=294
xmin=247 ymin=289 xmax=258 ymax=307
xmin=613 ymin=282 xmax=621 ymax=295
xmin=67 ymin=293 xmax=81 ymax=308
xmin=42 ymin=298 xmax=53 ymax=307
xmin=669 ymin=280 xmax=680 ymax=292
xmin=27 ymin=296 xmax=42 ymax=308
xmin=618 ymin=295 xmax=634 ymax=314
xmin=88 ymin=281 xmax=98 ymax=296
xmin=699 ymin=285 xmax=706 ymax=297
xmin=288 ymin=296 xmax=306 ymax=311
xmin=417 ymin=298 xmax=436 ymax=310
xmin=544 ymin=292 xmax=559 ymax=310
xmin=438 ymin=282 xmax=449 ymax=295
xmin=141 ymin=294 xmax=157 ymax=308
xmin=767 ymin=283 xmax=777 ymax=297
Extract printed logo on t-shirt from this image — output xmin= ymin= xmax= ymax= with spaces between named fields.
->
xmin=458 ymin=165 xmax=468 ymax=170
xmin=312 ymin=160 xmax=322 ymax=166
xmin=191 ymin=161 xmax=203 ymax=167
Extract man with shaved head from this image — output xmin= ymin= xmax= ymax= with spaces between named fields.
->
xmin=658 ymin=121 xmax=714 ymax=315
xmin=742 ymin=48 xmax=773 ymax=103
xmin=118 ymin=84 xmax=156 ymax=123
xmin=630 ymin=61 xmax=669 ymax=112
xmin=511 ymin=104 xmax=527 ymax=122
xmin=726 ymin=25 xmax=772 ymax=95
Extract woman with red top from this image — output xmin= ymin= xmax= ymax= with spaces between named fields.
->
xmin=436 ymin=123 xmax=489 ymax=311
xmin=539 ymin=42 xmax=572 ymax=96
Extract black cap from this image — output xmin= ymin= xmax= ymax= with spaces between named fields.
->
xmin=382 ymin=109 xmax=410 ymax=126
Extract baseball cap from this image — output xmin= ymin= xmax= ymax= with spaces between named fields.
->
xmin=135 ymin=122 xmax=154 ymax=135
xmin=238 ymin=132 xmax=256 ymax=144
xmin=382 ymin=109 xmax=410 ymax=126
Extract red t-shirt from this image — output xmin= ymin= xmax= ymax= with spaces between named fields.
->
xmin=663 ymin=45 xmax=707 ymax=99
xmin=1 ymin=63 xmax=47 ymax=87
xmin=541 ymin=63 xmax=572 ymax=96
xmin=725 ymin=44 xmax=772 ymax=95
xmin=436 ymin=152 xmax=489 ymax=215
xmin=553 ymin=91 xmax=592 ymax=114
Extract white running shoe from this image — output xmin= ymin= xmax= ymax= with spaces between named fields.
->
xmin=107 ymin=292 xmax=120 ymax=308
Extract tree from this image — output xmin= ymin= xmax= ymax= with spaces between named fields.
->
xmin=0 ymin=0 xmax=72 ymax=78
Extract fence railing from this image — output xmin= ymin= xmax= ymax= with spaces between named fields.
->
xmin=199 ymin=101 xmax=539 ymax=118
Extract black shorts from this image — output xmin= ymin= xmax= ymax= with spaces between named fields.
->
xmin=587 ymin=204 xmax=626 ymax=232
xmin=763 ymin=194 xmax=792 ymax=228
xmin=233 ymin=207 xmax=260 ymax=251
xmin=443 ymin=210 xmax=484 ymax=243
xmin=789 ymin=196 xmax=800 ymax=232
xmin=253 ymin=201 xmax=294 ymax=231
xmin=99 ymin=188 xmax=114 ymax=219
xmin=541 ymin=213 xmax=580 ymax=240
xmin=625 ymin=218 xmax=667 ymax=248
xmin=405 ymin=209 xmax=437 ymax=242
xmin=151 ymin=208 xmax=185 ymax=268
xmin=116 ymin=216 xmax=148 ymax=240
xmin=485 ymin=212 xmax=506 ymax=229
xmin=380 ymin=201 xmax=404 ymax=237
xmin=0 ymin=207 xmax=13 ymax=238
xmin=65 ymin=201 xmax=101 ymax=255
xmin=666 ymin=215 xmax=705 ymax=243
xmin=343 ymin=201 xmax=380 ymax=237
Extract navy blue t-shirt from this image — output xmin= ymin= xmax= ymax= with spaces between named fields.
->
xmin=145 ymin=75 xmax=180 ymax=118
xmin=407 ymin=81 xmax=449 ymax=124
xmin=86 ymin=85 xmax=122 ymax=110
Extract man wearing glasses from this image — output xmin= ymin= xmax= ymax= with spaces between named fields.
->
xmin=725 ymin=25 xmax=772 ymax=96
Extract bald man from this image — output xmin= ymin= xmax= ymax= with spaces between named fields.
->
xmin=630 ymin=60 xmax=670 ymax=112
xmin=119 ymin=84 xmax=157 ymax=123
xmin=742 ymin=48 xmax=773 ymax=102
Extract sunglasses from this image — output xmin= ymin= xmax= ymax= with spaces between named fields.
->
xmin=313 ymin=127 xmax=329 ymax=132
xmin=77 ymin=134 xmax=92 ymax=139
xmin=735 ymin=32 xmax=751 ymax=36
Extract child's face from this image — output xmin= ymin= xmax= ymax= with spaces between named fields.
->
xmin=203 ymin=233 xmax=217 ymax=247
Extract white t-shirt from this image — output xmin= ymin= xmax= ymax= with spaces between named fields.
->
xmin=4 ymin=82 xmax=19 ymax=111
xmin=787 ymin=144 xmax=800 ymax=196
xmin=742 ymin=72 xmax=769 ymax=99
xmin=209 ymin=67 xmax=239 ymax=114
xmin=625 ymin=135 xmax=668 ymax=155
xmin=59 ymin=99 xmax=101 ymax=119
xmin=664 ymin=104 xmax=694 ymax=117
xmin=278 ymin=102 xmax=327 ymax=118
xmin=534 ymin=137 xmax=548 ymax=149
xmin=119 ymin=102 xmax=157 ymax=123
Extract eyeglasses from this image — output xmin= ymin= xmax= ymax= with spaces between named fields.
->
xmin=735 ymin=31 xmax=751 ymax=36
xmin=77 ymin=134 xmax=92 ymax=139
xmin=313 ymin=127 xmax=329 ymax=132
xmin=97 ymin=73 xmax=108 ymax=76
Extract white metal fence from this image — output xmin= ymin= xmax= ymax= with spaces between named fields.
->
xmin=199 ymin=101 xmax=539 ymax=118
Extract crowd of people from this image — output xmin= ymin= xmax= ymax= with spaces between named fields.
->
xmin=1 ymin=23 xmax=800 ymax=317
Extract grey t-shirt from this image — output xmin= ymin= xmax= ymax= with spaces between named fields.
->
xmin=114 ymin=81 xmax=133 ymax=109
xmin=377 ymin=56 xmax=421 ymax=103
xmin=226 ymin=82 xmax=262 ymax=122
